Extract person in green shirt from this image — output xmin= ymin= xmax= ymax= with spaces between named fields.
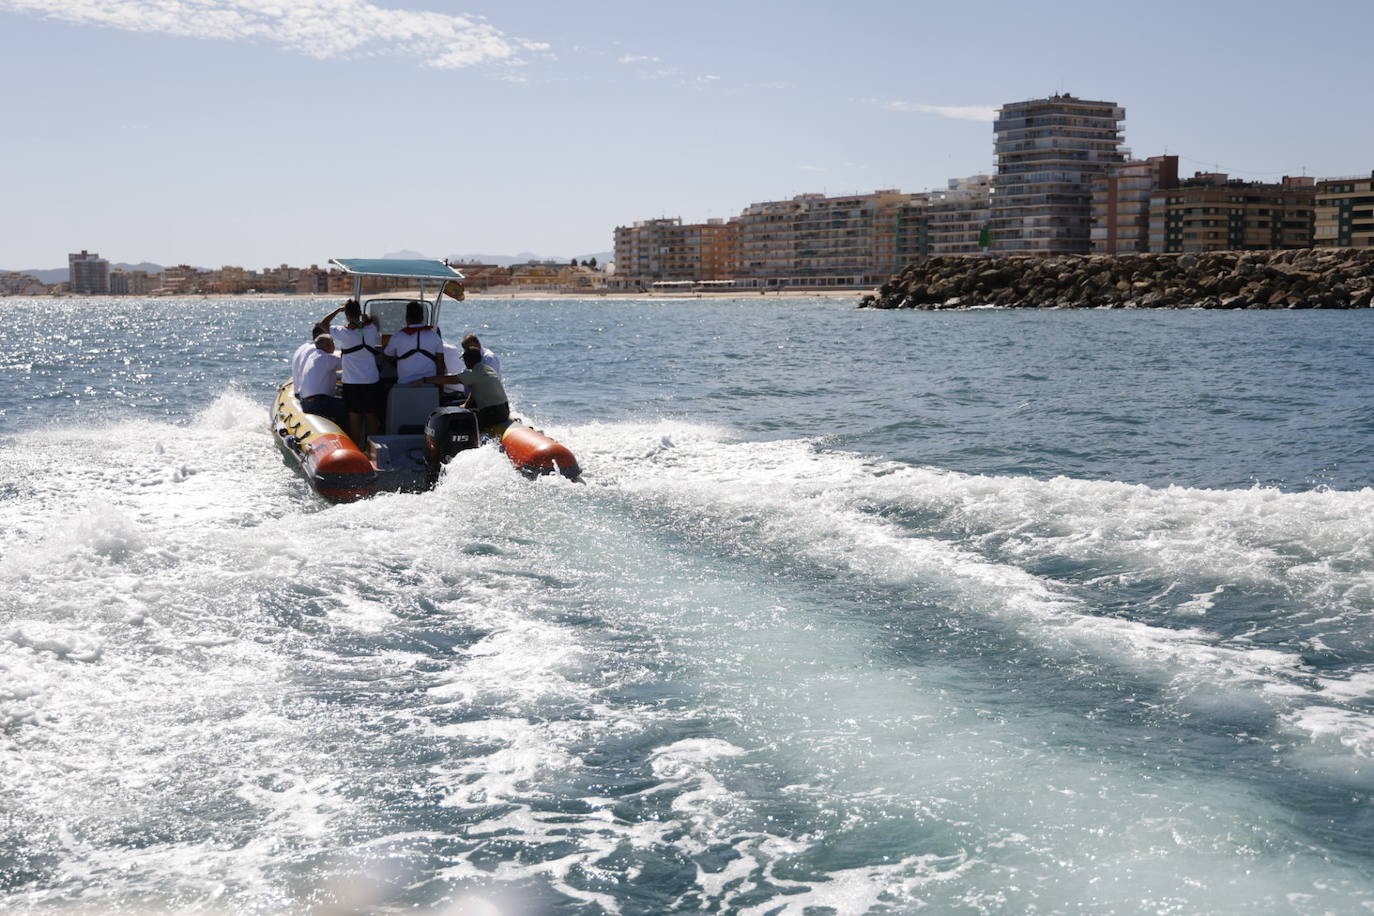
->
xmin=425 ymin=347 xmax=511 ymax=429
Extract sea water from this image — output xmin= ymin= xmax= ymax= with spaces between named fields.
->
xmin=1 ymin=296 xmax=1373 ymax=914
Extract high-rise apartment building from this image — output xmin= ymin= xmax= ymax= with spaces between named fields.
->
xmin=108 ymin=269 xmax=158 ymax=295
xmin=990 ymin=94 xmax=1127 ymax=254
xmin=927 ymin=175 xmax=994 ymax=256
xmin=614 ymin=218 xmax=674 ymax=285
xmin=1314 ymin=172 xmax=1374 ymax=248
xmin=873 ymin=177 xmax=991 ymax=269
xmin=1091 ymin=155 xmax=1179 ymax=254
xmin=68 ymin=250 xmax=109 ymax=294
xmin=613 ymin=218 xmax=738 ymax=287
xmin=735 ymin=200 xmax=797 ymax=283
xmin=883 ymin=196 xmax=931 ymax=271
xmin=736 ymin=190 xmax=918 ymax=287
xmin=1148 ymin=173 xmax=1315 ymax=253
xmin=793 ymin=190 xmax=914 ymax=285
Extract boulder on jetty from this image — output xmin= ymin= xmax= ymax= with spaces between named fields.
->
xmin=858 ymin=249 xmax=1374 ymax=310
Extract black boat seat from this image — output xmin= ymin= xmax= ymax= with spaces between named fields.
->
xmin=386 ymin=385 xmax=439 ymax=436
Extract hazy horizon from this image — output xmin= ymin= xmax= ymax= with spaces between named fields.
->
xmin=4 ymin=249 xmax=616 ymax=279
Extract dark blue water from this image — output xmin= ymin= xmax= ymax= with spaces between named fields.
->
xmin=5 ymin=299 xmax=1369 ymax=490
xmin=2 ymin=296 xmax=1373 ymax=914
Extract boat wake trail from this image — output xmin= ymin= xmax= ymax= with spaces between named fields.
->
xmin=3 ymin=401 xmax=1373 ymax=912
xmin=579 ymin=419 xmax=1374 ymax=766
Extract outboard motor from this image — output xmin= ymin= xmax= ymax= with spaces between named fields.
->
xmin=424 ymin=406 xmax=481 ymax=484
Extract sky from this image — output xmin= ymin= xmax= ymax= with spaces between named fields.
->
xmin=3 ymin=0 xmax=1372 ymax=270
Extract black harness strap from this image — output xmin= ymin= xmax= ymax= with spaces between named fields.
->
xmin=398 ymin=327 xmax=442 ymax=365
xmin=340 ymin=325 xmax=379 ymax=356
xmin=401 ymin=346 xmax=439 ymax=362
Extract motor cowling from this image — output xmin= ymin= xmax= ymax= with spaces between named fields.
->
xmin=424 ymin=407 xmax=481 ymax=478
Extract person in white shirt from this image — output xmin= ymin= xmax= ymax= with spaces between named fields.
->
xmin=290 ymin=317 xmax=331 ymax=392
xmin=294 ymin=334 xmax=346 ymax=426
xmin=291 ymin=338 xmax=314 ymax=392
xmin=383 ymin=301 xmax=445 ymax=385
xmin=460 ymin=333 xmax=501 ymax=376
xmin=438 ymin=342 xmax=469 ymax=406
xmin=320 ymin=299 xmax=382 ymax=443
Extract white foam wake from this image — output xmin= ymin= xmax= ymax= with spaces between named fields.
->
xmin=5 ymin=400 xmax=1374 ymax=912
xmin=566 ymin=419 xmax=1374 ymax=764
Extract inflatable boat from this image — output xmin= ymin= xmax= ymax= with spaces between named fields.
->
xmin=271 ymin=258 xmax=581 ymax=502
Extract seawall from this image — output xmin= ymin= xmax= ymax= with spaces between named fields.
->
xmin=859 ymin=248 xmax=1374 ymax=310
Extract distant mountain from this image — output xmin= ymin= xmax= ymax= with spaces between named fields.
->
xmin=114 ymin=261 xmax=167 ymax=274
xmin=4 ymin=261 xmax=168 ymax=284
xmin=9 ymin=267 xmax=68 ymax=284
xmin=383 ymin=249 xmax=612 ymax=267
xmin=447 ymin=251 xmax=614 ymax=267
xmin=445 ymin=252 xmax=535 ymax=267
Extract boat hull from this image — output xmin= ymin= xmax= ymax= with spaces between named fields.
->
xmin=272 ymin=382 xmax=582 ymax=500
xmin=272 ymin=382 xmax=377 ymax=501
xmin=500 ymin=422 xmax=582 ymax=481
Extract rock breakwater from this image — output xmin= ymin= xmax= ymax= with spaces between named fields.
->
xmin=860 ymin=248 xmax=1374 ymax=310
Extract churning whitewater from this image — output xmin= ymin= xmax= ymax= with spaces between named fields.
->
xmin=2 ymin=297 xmax=1374 ymax=913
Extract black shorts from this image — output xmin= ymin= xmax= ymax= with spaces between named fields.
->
xmin=342 ymin=382 xmax=384 ymax=415
xmin=475 ymin=401 xmax=511 ymax=429
xmin=299 ymin=394 xmax=348 ymax=427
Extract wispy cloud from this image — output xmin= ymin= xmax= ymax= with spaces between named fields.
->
xmin=797 ymin=164 xmax=826 ymax=173
xmin=882 ymin=101 xmax=997 ymax=122
xmin=614 ymin=55 xmax=680 ymax=82
xmin=613 ymin=48 xmax=726 ymax=86
xmin=0 ymin=0 xmax=547 ymax=69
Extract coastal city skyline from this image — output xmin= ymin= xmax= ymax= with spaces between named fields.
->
xmin=4 ymin=0 xmax=1374 ymax=270
xmin=608 ymin=92 xmax=1372 ymax=290
xmin=20 ymin=86 xmax=1371 ymax=296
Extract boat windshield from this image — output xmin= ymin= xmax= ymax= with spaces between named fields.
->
xmin=364 ymin=298 xmax=432 ymax=336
